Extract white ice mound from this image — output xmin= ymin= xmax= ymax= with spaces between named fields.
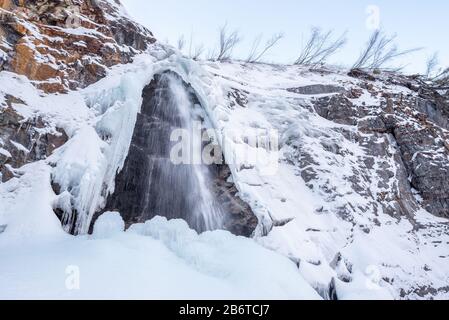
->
xmin=92 ymin=211 xmax=125 ymax=239
xmin=0 ymin=215 xmax=321 ymax=299
xmin=128 ymin=216 xmax=322 ymax=299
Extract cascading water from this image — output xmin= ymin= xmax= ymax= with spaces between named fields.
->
xmin=103 ymin=72 xmax=225 ymax=232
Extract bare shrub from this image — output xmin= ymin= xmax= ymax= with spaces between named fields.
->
xmin=213 ymin=23 xmax=242 ymax=61
xmin=174 ymin=33 xmax=205 ymax=60
xmin=352 ymin=30 xmax=422 ymax=71
xmin=423 ymin=52 xmax=449 ymax=86
xmin=294 ymin=27 xmax=347 ymax=66
xmin=436 ymin=71 xmax=449 ymax=87
xmin=245 ymin=32 xmax=284 ymax=64
xmin=191 ymin=43 xmax=205 ymax=61
xmin=186 ymin=34 xmax=205 ymax=60
xmin=425 ymin=52 xmax=440 ymax=78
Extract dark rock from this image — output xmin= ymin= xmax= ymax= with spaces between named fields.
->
xmin=328 ymin=278 xmax=339 ymax=300
xmin=313 ymin=94 xmax=366 ymax=125
xmin=287 ymin=84 xmax=344 ymax=95
xmin=358 ymin=117 xmax=388 ymax=133
xmin=415 ymin=95 xmax=449 ymax=130
xmin=348 ymin=69 xmax=376 ymax=81
xmin=0 ymin=105 xmax=68 ymax=182
xmin=345 ymin=88 xmax=364 ymax=99
xmin=393 ymin=124 xmax=449 ymax=219
xmin=228 ymin=88 xmax=249 ymax=108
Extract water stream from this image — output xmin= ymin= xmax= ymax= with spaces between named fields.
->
xmin=104 ymin=72 xmax=224 ymax=232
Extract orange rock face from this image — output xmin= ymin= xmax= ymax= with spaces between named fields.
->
xmin=0 ymin=0 xmax=155 ymax=93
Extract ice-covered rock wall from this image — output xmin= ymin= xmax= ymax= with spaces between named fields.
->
xmin=97 ymin=71 xmax=257 ymax=236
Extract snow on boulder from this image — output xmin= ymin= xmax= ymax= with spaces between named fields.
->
xmin=92 ymin=212 xmax=125 ymax=239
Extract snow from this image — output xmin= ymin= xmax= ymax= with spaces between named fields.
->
xmin=72 ymin=41 xmax=87 ymax=48
xmin=92 ymin=212 xmax=125 ymax=239
xmin=1 ymin=42 xmax=448 ymax=299
xmin=187 ymin=60 xmax=449 ymax=299
xmin=0 ymin=147 xmax=11 ymax=158
xmin=0 ymin=168 xmax=320 ymax=299
xmin=0 ymin=50 xmax=320 ymax=299
xmin=51 ymin=126 xmax=108 ymax=233
xmin=0 ymin=48 xmax=6 ymax=62
xmin=9 ymin=140 xmax=29 ymax=153
xmin=0 ymin=162 xmax=64 ymax=240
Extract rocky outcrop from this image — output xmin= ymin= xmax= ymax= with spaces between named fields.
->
xmin=309 ymin=72 xmax=449 ymax=220
xmin=394 ymin=124 xmax=449 ymax=218
xmin=0 ymin=0 xmax=155 ymax=93
xmin=211 ymin=164 xmax=258 ymax=236
xmin=287 ymin=84 xmax=344 ymax=95
xmin=0 ymin=0 xmax=155 ymax=182
xmin=313 ymin=94 xmax=367 ymax=126
xmin=0 ymin=99 xmax=68 ymax=182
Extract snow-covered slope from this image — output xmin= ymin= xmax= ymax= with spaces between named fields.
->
xmin=1 ymin=1 xmax=448 ymax=300
xmin=0 ymin=212 xmax=320 ymax=300
xmin=199 ymin=61 xmax=449 ymax=299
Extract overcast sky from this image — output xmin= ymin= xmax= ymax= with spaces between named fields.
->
xmin=121 ymin=0 xmax=448 ymax=74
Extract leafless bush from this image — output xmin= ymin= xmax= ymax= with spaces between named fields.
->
xmin=174 ymin=33 xmax=205 ymax=60
xmin=435 ymin=73 xmax=449 ymax=88
xmin=213 ymin=23 xmax=242 ymax=61
xmin=294 ymin=27 xmax=347 ymax=66
xmin=425 ymin=52 xmax=440 ymax=78
xmin=190 ymin=43 xmax=205 ymax=60
xmin=436 ymin=71 xmax=449 ymax=87
xmin=186 ymin=34 xmax=205 ymax=60
xmin=245 ymin=32 xmax=284 ymax=64
xmin=206 ymin=48 xmax=216 ymax=61
xmin=424 ymin=53 xmax=449 ymax=87
xmin=425 ymin=53 xmax=447 ymax=78
xmin=352 ymin=30 xmax=422 ymax=71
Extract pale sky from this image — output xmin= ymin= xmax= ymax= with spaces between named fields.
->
xmin=121 ymin=0 xmax=449 ymax=74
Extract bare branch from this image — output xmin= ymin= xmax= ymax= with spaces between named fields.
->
xmin=245 ymin=32 xmax=284 ymax=63
xmin=352 ymin=30 xmax=422 ymax=71
xmin=245 ymin=34 xmax=263 ymax=64
xmin=433 ymin=67 xmax=449 ymax=87
xmin=180 ymin=32 xmax=205 ymax=61
xmin=214 ymin=23 xmax=242 ymax=61
xmin=191 ymin=43 xmax=205 ymax=60
xmin=352 ymin=29 xmax=381 ymax=70
xmin=425 ymin=52 xmax=440 ymax=78
xmin=295 ymin=27 xmax=347 ymax=66
xmin=419 ymin=52 xmax=449 ymax=87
